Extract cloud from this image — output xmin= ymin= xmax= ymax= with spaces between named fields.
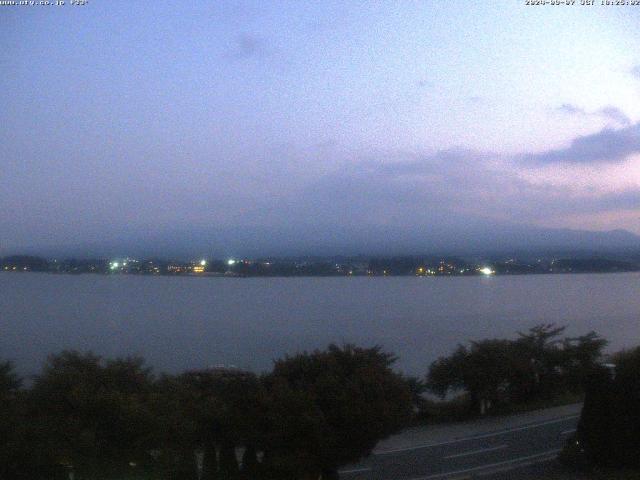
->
xmin=557 ymin=103 xmax=630 ymax=126
xmin=597 ymin=106 xmax=631 ymax=126
xmin=631 ymin=65 xmax=640 ymax=80
xmin=244 ymin=148 xmax=547 ymax=230
xmin=224 ymin=33 xmax=267 ymax=60
xmin=558 ymin=103 xmax=585 ymax=115
xmin=250 ymin=142 xmax=640 ymax=233
xmin=523 ymin=122 xmax=640 ymax=164
xmin=234 ymin=129 xmax=640 ymax=238
xmin=584 ymin=190 xmax=640 ymax=213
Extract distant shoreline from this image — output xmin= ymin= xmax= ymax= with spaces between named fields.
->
xmin=3 ymin=254 xmax=639 ymax=278
xmin=2 ymin=269 xmax=639 ymax=279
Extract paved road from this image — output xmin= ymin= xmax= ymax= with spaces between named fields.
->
xmin=338 ymin=404 xmax=581 ymax=480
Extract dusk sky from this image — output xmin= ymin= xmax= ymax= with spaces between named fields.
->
xmin=2 ymin=1 xmax=640 ymax=255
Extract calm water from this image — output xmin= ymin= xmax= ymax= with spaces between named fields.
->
xmin=1 ymin=272 xmax=639 ymax=377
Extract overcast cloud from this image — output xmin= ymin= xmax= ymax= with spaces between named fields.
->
xmin=1 ymin=2 xmax=640 ymax=253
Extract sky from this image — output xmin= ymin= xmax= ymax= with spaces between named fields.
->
xmin=1 ymin=1 xmax=640 ymax=255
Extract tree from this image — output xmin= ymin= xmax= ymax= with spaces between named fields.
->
xmin=560 ymin=331 xmax=608 ymax=391
xmin=608 ymin=347 xmax=640 ymax=467
xmin=425 ymin=346 xmax=466 ymax=398
xmin=151 ymin=367 xmax=264 ymax=480
xmin=262 ymin=344 xmax=413 ymax=479
xmin=511 ymin=324 xmax=567 ymax=401
xmin=427 ymin=340 xmax=522 ymax=415
xmin=0 ymin=361 xmax=27 ymax=480
xmin=148 ymin=373 xmax=203 ymax=479
xmin=259 ymin=377 xmax=325 ymax=479
xmin=404 ymin=375 xmax=429 ymax=419
xmin=28 ymin=351 xmax=156 ymax=479
xmin=0 ymin=360 xmax=21 ymax=394
xmin=576 ymin=366 xmax=616 ymax=467
xmin=427 ymin=325 xmax=606 ymax=415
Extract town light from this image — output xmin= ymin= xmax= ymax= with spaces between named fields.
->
xmin=200 ymin=259 xmax=206 ymax=266
xmin=480 ymin=267 xmax=494 ymax=275
xmin=227 ymin=259 xmax=236 ymax=266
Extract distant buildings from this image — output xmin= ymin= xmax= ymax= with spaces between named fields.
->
xmin=1 ymin=254 xmax=638 ymax=277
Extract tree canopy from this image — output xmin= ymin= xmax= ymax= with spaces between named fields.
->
xmin=0 ymin=345 xmax=414 ymax=480
xmin=576 ymin=346 xmax=640 ymax=468
xmin=263 ymin=344 xmax=413 ymax=479
xmin=426 ymin=324 xmax=607 ymax=415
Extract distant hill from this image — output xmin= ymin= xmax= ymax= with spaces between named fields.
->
xmin=12 ymin=221 xmax=640 ymax=260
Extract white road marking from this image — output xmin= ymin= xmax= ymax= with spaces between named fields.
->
xmin=407 ymin=449 xmax=561 ymax=480
xmin=444 ymin=444 xmax=508 ymax=459
xmin=475 ymin=450 xmax=561 ymax=477
xmin=561 ymin=429 xmax=576 ymax=435
xmin=375 ymin=415 xmax=579 ymax=455
xmin=338 ymin=467 xmax=372 ymax=474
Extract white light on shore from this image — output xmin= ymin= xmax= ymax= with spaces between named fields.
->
xmin=200 ymin=259 xmax=206 ymax=266
xmin=480 ymin=267 xmax=494 ymax=275
xmin=227 ymin=259 xmax=236 ymax=266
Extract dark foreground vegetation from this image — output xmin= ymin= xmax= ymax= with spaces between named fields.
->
xmin=428 ymin=327 xmax=640 ymax=478
xmin=1 ymin=325 xmax=637 ymax=479
xmin=560 ymin=346 xmax=640 ymax=473
xmin=426 ymin=324 xmax=606 ymax=416
xmin=0 ymin=345 xmax=413 ymax=480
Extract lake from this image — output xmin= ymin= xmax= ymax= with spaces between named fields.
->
xmin=1 ymin=272 xmax=639 ymax=377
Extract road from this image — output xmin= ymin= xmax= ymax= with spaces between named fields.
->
xmin=338 ymin=404 xmax=582 ymax=480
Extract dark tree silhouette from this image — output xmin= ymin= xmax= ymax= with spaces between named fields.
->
xmin=262 ymin=344 xmax=413 ymax=479
xmin=577 ymin=347 xmax=640 ymax=466
xmin=427 ymin=325 xmax=607 ymax=415
xmin=27 ymin=351 xmax=156 ymax=479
